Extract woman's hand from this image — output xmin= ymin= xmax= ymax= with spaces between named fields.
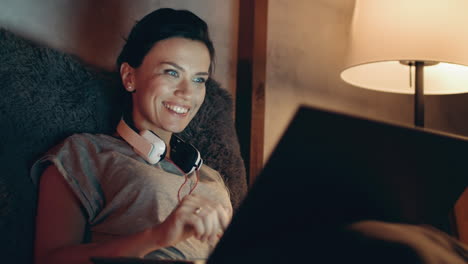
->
xmin=152 ymin=194 xmax=233 ymax=248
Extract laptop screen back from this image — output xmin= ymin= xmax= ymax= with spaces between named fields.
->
xmin=208 ymin=105 xmax=468 ymax=263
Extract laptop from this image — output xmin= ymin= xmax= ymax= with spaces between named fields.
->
xmin=207 ymin=105 xmax=468 ymax=263
xmin=94 ymin=105 xmax=468 ymax=264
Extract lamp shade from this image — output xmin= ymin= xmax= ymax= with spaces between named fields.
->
xmin=341 ymin=0 xmax=468 ymax=94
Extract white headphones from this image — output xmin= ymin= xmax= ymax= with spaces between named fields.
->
xmin=117 ymin=118 xmax=167 ymax=164
xmin=116 ymin=118 xmax=203 ymax=174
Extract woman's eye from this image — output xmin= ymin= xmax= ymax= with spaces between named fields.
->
xmin=164 ymin=69 xmax=179 ymax=78
xmin=193 ymin=77 xmax=207 ymax=84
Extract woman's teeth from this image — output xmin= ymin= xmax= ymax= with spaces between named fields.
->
xmin=163 ymin=103 xmax=189 ymax=114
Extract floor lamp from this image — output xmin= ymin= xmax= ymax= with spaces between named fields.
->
xmin=340 ymin=0 xmax=468 ymax=127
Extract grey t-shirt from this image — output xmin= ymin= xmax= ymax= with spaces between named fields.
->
xmin=31 ymin=133 xmax=232 ymax=260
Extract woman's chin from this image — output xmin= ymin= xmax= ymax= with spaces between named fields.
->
xmin=163 ymin=124 xmax=189 ymax=134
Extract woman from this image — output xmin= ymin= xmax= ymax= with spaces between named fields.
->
xmin=31 ymin=8 xmax=232 ymax=264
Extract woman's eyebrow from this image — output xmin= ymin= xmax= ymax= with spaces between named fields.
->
xmin=160 ymin=61 xmax=209 ymax=76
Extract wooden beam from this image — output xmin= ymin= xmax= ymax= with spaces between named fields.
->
xmin=235 ymin=0 xmax=268 ymax=186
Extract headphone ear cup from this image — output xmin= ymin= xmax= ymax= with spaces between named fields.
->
xmin=170 ymin=135 xmax=203 ymax=174
xmin=140 ymin=130 xmax=167 ymax=164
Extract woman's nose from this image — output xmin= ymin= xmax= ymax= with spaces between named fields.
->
xmin=175 ymin=79 xmax=193 ymax=98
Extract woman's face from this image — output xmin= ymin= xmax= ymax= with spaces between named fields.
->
xmin=122 ymin=37 xmax=210 ymax=138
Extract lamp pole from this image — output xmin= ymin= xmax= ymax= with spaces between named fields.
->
xmin=404 ymin=60 xmax=437 ymax=127
xmin=414 ymin=61 xmax=425 ymax=127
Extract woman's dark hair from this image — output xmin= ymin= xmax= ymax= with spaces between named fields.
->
xmin=117 ymin=8 xmax=215 ymax=74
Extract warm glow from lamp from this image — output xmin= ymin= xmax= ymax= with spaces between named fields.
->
xmin=341 ymin=0 xmax=468 ymax=94
xmin=342 ymin=62 xmax=468 ymax=95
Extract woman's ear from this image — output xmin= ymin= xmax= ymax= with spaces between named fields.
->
xmin=120 ymin=63 xmax=136 ymax=92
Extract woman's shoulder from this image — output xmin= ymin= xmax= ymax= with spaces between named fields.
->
xmin=61 ymin=133 xmax=121 ymax=145
xmin=50 ymin=133 xmax=124 ymax=154
xmin=198 ymin=163 xmax=225 ymax=183
xmin=65 ymin=132 xmax=117 ymax=142
xmin=200 ymin=163 xmax=218 ymax=175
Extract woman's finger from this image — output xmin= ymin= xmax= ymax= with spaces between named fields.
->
xmin=216 ymin=204 xmax=231 ymax=231
xmin=186 ymin=210 xmax=205 ymax=240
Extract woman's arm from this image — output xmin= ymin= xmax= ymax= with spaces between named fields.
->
xmin=34 ymin=165 xmax=163 ymax=264
xmin=34 ymin=165 xmax=231 ymax=264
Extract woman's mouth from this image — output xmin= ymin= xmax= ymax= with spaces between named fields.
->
xmin=163 ymin=102 xmax=190 ymax=115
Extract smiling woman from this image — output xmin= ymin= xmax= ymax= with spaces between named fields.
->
xmin=30 ymin=8 xmax=233 ymax=264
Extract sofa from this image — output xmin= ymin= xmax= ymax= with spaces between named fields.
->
xmin=0 ymin=28 xmax=247 ymax=264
